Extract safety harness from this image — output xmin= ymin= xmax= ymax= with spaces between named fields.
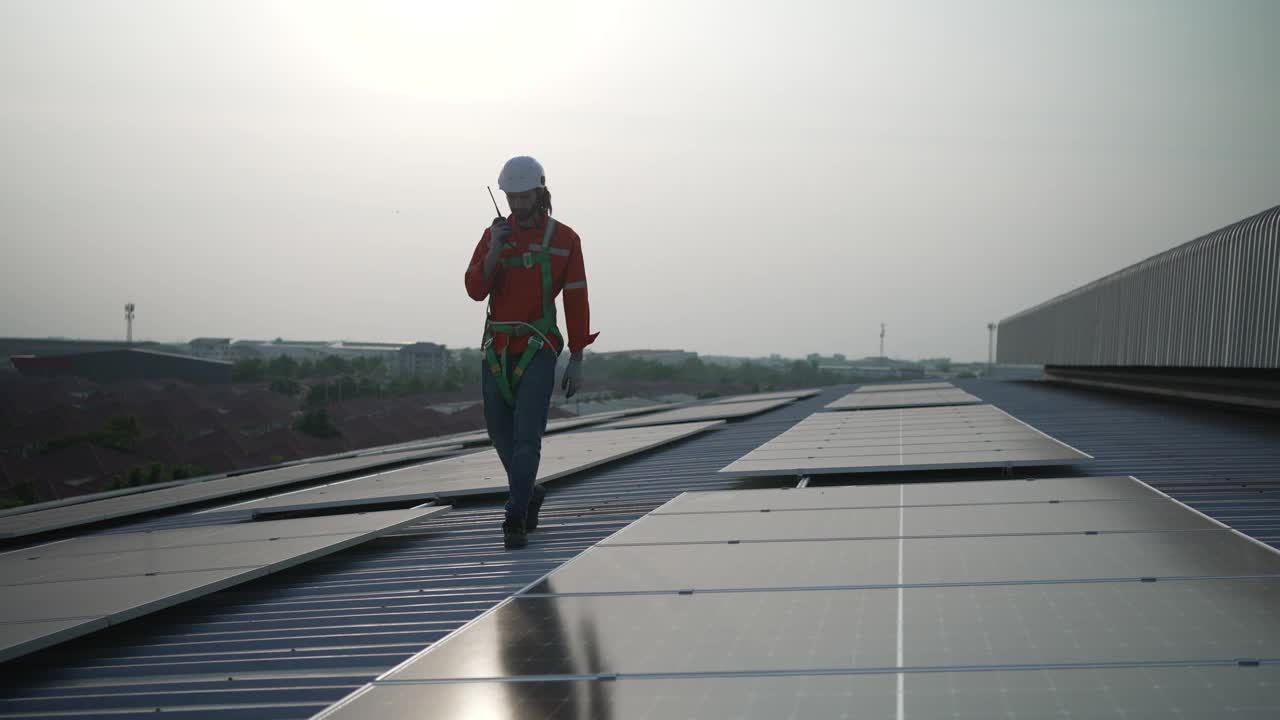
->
xmin=482 ymin=217 xmax=564 ymax=406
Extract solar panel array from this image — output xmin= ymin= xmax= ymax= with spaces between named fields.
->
xmin=602 ymin=397 xmax=796 ymax=429
xmin=825 ymin=387 xmax=982 ymax=410
xmin=0 ymin=506 xmax=448 ymax=661
xmin=710 ymin=389 xmax=819 ymax=405
xmin=0 ymin=415 xmax=729 ymax=665
xmin=314 ymin=667 xmax=1280 ymax=719
xmin=353 ymin=405 xmax=688 ymax=457
xmin=215 ymin=422 xmax=724 ymax=517
xmin=0 ymin=474 xmax=221 ymax=521
xmin=0 ymin=445 xmax=460 ymax=541
xmin=720 ymin=403 xmax=1091 ymax=476
xmin=854 ymin=381 xmax=954 ymax=393
xmin=316 ymin=477 xmax=1280 ymax=719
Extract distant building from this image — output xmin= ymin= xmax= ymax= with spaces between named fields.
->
xmin=230 ymin=340 xmax=404 ymax=365
xmin=226 ymin=340 xmax=333 ymax=362
xmin=11 ymin=349 xmax=233 ymax=385
xmin=701 ymin=354 xmax=790 ymax=369
xmin=324 ymin=342 xmax=402 ymax=364
xmin=819 ymin=356 xmax=926 ymax=379
xmin=229 ymin=340 xmax=268 ymax=361
xmin=0 ymin=337 xmax=187 ymax=366
xmin=399 ymin=342 xmax=450 ymax=377
xmin=188 ymin=338 xmax=232 ymax=361
xmin=252 ymin=340 xmax=334 ymax=361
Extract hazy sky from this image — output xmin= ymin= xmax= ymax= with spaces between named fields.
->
xmin=3 ymin=1 xmax=1277 ymax=361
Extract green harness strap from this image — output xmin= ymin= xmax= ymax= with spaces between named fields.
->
xmin=483 ymin=218 xmax=564 ymax=406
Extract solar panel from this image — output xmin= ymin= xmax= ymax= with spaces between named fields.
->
xmin=315 ymin=674 xmax=899 ymax=720
xmin=656 ymin=476 xmax=1164 ymax=513
xmin=0 ymin=477 xmax=193 ymax=520
xmin=603 ymin=499 xmax=1218 ymax=545
xmin=853 ymin=381 xmax=954 ymax=393
xmin=904 ymin=578 xmax=1280 ymax=667
xmin=904 ymin=666 xmax=1280 ymax=718
xmin=709 ymin=389 xmax=820 ymax=405
xmin=530 ymin=530 xmax=1280 ymax=594
xmin=900 ymin=475 xmax=1163 ymax=505
xmin=720 ymin=404 xmax=1091 ymax=476
xmin=3 ymin=509 xmax=425 ymax=559
xmin=605 ymin=507 xmax=900 ymax=544
xmin=378 ymin=578 xmax=1280 ymax=682
xmin=825 ymin=388 xmax=982 ymax=410
xmin=315 ymin=472 xmax=1280 ymax=718
xmin=901 ymin=531 xmax=1280 ymax=584
xmin=5 ymin=535 xmax=405 ymax=585
xmin=602 ymin=398 xmax=796 ymax=429
xmin=318 ymin=666 xmax=1280 ymax=720
xmin=216 ymin=422 xmax=723 ymax=517
xmin=382 ymin=589 xmax=899 ymax=679
xmin=0 ymin=506 xmax=447 ymax=661
xmin=353 ymin=405 xmax=690 ymax=457
xmin=355 ymin=434 xmax=488 ymax=456
xmin=0 ymin=446 xmax=460 ymax=540
xmin=530 ymin=540 xmax=901 ymax=593
xmin=0 ymin=619 xmax=107 ymax=657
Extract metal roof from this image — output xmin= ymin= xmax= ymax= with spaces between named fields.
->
xmin=2 ymin=380 xmax=1278 ymax=718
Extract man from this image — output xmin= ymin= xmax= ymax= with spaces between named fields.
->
xmin=464 ymin=156 xmax=598 ymax=549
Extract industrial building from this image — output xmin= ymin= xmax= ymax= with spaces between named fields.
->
xmin=10 ymin=348 xmax=232 ymax=385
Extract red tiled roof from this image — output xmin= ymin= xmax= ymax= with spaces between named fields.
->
xmin=7 ymin=443 xmax=142 ymax=500
xmin=1 ymin=409 xmax=75 ymax=451
xmin=181 ymin=430 xmax=249 ymax=464
xmin=334 ymin=416 xmax=384 ymax=449
xmin=132 ymin=434 xmax=184 ymax=466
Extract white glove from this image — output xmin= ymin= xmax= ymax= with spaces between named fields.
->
xmin=561 ymin=355 xmax=583 ymax=398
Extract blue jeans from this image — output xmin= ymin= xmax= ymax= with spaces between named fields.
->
xmin=482 ymin=348 xmax=557 ymax=520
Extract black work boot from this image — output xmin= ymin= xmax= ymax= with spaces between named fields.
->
xmin=502 ymin=515 xmax=528 ymax=550
xmin=526 ymin=485 xmax=547 ymax=532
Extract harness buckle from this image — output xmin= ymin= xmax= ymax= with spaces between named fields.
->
xmin=522 ymin=252 xmax=534 ymax=268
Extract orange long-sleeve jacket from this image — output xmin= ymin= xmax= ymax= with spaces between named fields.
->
xmin=465 ymin=214 xmax=598 ymax=356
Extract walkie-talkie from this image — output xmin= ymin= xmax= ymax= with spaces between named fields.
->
xmin=487 ymin=186 xmax=504 ymax=223
xmin=487 ymin=185 xmax=511 ymax=251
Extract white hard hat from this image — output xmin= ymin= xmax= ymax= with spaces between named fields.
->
xmin=497 ymin=156 xmax=545 ymax=193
